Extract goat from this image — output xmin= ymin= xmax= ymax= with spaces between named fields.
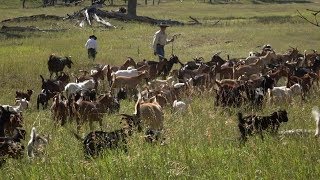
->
xmin=40 ymin=75 xmax=65 ymax=93
xmin=172 ymin=100 xmax=187 ymax=113
xmin=0 ymin=127 xmax=26 ymax=166
xmin=73 ymin=113 xmax=141 ymax=157
xmin=64 ymin=79 xmax=96 ymax=98
xmin=15 ymin=89 xmax=33 ymax=101
xmin=48 ymin=54 xmax=73 ymax=78
xmin=111 ymin=70 xmax=149 ymax=96
xmin=238 ymin=110 xmax=289 ymax=142
xmin=136 ymin=94 xmax=164 ymax=132
xmin=1 ymin=98 xmax=29 ymax=113
xmin=37 ymin=89 xmax=55 ymax=110
xmin=51 ymin=93 xmax=68 ymax=126
xmin=27 ymin=127 xmax=48 ymax=158
xmin=269 ymin=84 xmax=302 ymax=104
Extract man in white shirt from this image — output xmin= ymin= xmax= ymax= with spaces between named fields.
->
xmin=152 ymin=22 xmax=174 ymax=60
xmin=85 ymin=35 xmax=98 ymax=61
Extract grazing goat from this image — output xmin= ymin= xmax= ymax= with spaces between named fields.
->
xmin=37 ymin=89 xmax=55 ymax=110
xmin=136 ymin=95 xmax=164 ymax=132
xmin=73 ymin=113 xmax=141 ymax=157
xmin=237 ymin=110 xmax=289 ymax=142
xmin=15 ymin=89 xmax=33 ymax=101
xmin=0 ymin=128 xmax=25 ymax=166
xmin=48 ymin=54 xmax=73 ymax=78
xmin=40 ymin=75 xmax=66 ymax=93
xmin=268 ymin=83 xmax=302 ymax=104
xmin=51 ymin=93 xmax=68 ymax=126
xmin=64 ymin=79 xmax=96 ymax=98
xmin=27 ymin=127 xmax=48 ymax=158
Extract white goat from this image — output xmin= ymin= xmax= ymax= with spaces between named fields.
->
xmin=112 ymin=68 xmax=139 ymax=78
xmin=172 ymin=100 xmax=187 ymax=113
xmin=268 ymin=83 xmax=302 ymax=103
xmin=64 ymin=79 xmax=95 ymax=97
xmin=27 ymin=127 xmax=48 ymax=158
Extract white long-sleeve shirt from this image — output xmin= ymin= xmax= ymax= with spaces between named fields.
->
xmin=152 ymin=30 xmax=171 ymax=51
xmin=85 ymin=39 xmax=98 ymax=50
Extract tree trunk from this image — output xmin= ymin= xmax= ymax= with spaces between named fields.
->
xmin=145 ymin=0 xmax=147 ymax=5
xmin=22 ymin=0 xmax=26 ymax=8
xmin=127 ymin=0 xmax=137 ymax=17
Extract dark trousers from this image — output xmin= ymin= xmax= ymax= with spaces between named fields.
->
xmin=156 ymin=44 xmax=165 ymax=60
xmin=88 ymin=48 xmax=97 ymax=60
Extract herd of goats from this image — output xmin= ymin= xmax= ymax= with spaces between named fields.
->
xmin=1 ymin=44 xmax=320 ymax=165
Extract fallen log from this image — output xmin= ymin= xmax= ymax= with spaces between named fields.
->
xmin=1 ymin=25 xmax=66 ymax=32
xmin=1 ymin=14 xmax=63 ymax=23
xmin=65 ymin=8 xmax=185 ymax=26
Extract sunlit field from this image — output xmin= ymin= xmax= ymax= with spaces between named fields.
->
xmin=0 ymin=0 xmax=320 ymax=178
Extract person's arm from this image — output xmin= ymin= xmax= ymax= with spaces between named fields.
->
xmin=152 ymin=33 xmax=159 ymax=54
xmin=85 ymin=40 xmax=89 ymax=48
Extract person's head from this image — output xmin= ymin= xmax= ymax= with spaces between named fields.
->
xmin=89 ymin=35 xmax=97 ymax=40
xmin=158 ymin=22 xmax=169 ymax=31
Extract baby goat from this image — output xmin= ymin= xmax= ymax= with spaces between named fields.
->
xmin=237 ymin=110 xmax=289 ymax=142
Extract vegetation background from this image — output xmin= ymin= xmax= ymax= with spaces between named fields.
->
xmin=0 ymin=0 xmax=320 ymax=178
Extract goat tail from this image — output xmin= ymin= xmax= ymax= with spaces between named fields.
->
xmin=27 ymin=127 xmax=36 ymax=158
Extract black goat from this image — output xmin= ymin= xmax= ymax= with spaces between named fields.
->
xmin=73 ymin=114 xmax=141 ymax=157
xmin=48 ymin=54 xmax=73 ymax=78
xmin=237 ymin=110 xmax=289 ymax=142
xmin=37 ymin=89 xmax=55 ymax=110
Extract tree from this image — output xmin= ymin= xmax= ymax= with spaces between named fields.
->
xmin=22 ymin=0 xmax=26 ymax=8
xmin=297 ymin=9 xmax=320 ymax=28
xmin=127 ymin=0 xmax=137 ymax=17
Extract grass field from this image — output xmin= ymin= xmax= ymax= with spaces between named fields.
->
xmin=1 ymin=0 xmax=320 ymax=179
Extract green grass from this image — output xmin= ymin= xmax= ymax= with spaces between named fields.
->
xmin=1 ymin=0 xmax=320 ymax=179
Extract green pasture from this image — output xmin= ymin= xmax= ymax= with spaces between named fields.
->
xmin=0 ymin=0 xmax=320 ymax=179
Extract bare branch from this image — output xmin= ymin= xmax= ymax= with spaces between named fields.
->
xmin=297 ymin=9 xmax=320 ymax=27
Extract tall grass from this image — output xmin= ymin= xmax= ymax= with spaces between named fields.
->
xmin=0 ymin=0 xmax=320 ymax=179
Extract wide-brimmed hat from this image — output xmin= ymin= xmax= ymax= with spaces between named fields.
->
xmin=158 ymin=22 xmax=170 ymax=27
xmin=89 ymin=35 xmax=97 ymax=40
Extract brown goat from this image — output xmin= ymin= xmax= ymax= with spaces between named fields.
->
xmin=135 ymin=95 xmax=164 ymax=131
xmin=51 ymin=93 xmax=68 ymax=126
